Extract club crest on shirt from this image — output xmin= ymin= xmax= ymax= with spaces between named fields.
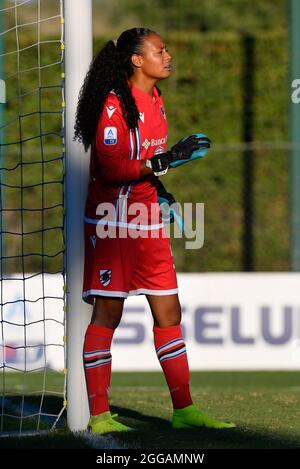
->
xmin=104 ymin=127 xmax=117 ymax=145
xmin=99 ymin=269 xmax=112 ymax=286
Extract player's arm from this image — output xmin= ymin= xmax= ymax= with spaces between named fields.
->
xmin=156 ymin=179 xmax=184 ymax=229
xmin=157 ymin=179 xmax=170 ymax=197
xmin=95 ymin=104 xmax=149 ymax=184
xmin=157 ymin=180 xmax=176 ymax=223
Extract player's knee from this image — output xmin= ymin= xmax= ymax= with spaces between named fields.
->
xmin=104 ymin=316 xmax=122 ymax=329
xmin=91 ymin=310 xmax=122 ymax=329
xmin=91 ymin=297 xmax=123 ymax=329
xmin=155 ymin=307 xmax=182 ymax=327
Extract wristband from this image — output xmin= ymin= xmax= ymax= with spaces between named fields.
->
xmin=145 ymin=158 xmax=168 ymax=177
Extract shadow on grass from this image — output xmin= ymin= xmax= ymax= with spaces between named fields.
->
xmin=0 ymin=395 xmax=66 ymax=432
xmin=110 ymin=405 xmax=300 ymax=449
xmin=1 ymin=398 xmax=299 ymax=449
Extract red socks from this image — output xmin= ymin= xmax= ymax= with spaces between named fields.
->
xmin=153 ymin=324 xmax=193 ymax=410
xmin=83 ymin=323 xmax=192 ymax=414
xmin=83 ymin=324 xmax=114 ymax=416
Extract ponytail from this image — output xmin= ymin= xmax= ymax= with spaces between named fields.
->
xmin=74 ymin=28 xmax=155 ymax=150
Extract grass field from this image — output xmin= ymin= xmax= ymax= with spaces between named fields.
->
xmin=1 ymin=371 xmax=300 ymax=449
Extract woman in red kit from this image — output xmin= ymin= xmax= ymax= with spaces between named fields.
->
xmin=74 ymin=27 xmax=235 ymax=433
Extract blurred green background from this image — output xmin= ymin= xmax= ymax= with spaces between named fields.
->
xmin=1 ymin=0 xmax=290 ymax=273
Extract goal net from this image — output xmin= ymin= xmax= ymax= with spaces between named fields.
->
xmin=0 ymin=0 xmax=66 ymax=434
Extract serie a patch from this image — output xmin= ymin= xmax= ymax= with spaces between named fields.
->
xmin=104 ymin=126 xmax=117 ymax=145
xmin=99 ymin=269 xmax=112 ymax=286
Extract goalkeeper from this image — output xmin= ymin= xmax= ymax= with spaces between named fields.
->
xmin=74 ymin=27 xmax=235 ymax=434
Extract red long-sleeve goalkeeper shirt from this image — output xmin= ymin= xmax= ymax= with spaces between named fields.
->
xmin=85 ymin=84 xmax=168 ymax=225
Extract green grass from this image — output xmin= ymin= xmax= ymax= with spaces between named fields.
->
xmin=1 ymin=371 xmax=300 ymax=448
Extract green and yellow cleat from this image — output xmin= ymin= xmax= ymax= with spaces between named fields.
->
xmin=88 ymin=411 xmax=133 ymax=434
xmin=172 ymin=404 xmax=236 ymax=430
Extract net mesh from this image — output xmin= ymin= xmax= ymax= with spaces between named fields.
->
xmin=0 ymin=0 xmax=66 ymax=433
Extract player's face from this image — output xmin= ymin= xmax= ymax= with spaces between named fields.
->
xmin=136 ymin=33 xmax=172 ymax=80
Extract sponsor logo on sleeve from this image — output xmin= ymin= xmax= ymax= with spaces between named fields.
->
xmin=104 ymin=127 xmax=117 ymax=145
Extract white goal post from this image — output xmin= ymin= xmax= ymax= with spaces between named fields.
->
xmin=65 ymin=0 xmax=93 ymax=431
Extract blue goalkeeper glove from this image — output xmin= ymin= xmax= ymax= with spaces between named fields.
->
xmin=157 ymin=181 xmax=184 ymax=231
xmin=169 ymin=132 xmax=211 ymax=168
xmin=147 ymin=133 xmax=211 ymax=176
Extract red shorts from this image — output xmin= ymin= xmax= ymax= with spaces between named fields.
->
xmin=82 ymin=221 xmax=178 ymax=304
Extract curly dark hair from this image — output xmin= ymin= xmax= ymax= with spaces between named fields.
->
xmin=74 ymin=27 xmax=160 ymax=151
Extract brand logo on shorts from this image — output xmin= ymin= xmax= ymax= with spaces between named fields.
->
xmin=90 ymin=235 xmax=97 ymax=248
xmin=99 ymin=269 xmax=112 ymax=286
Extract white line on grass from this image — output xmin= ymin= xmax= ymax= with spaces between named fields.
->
xmin=75 ymin=430 xmax=129 ymax=449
